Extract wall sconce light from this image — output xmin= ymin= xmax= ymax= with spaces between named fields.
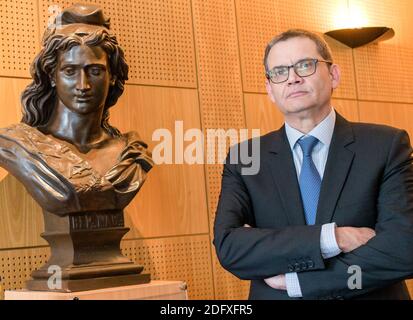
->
xmin=325 ymin=27 xmax=394 ymax=48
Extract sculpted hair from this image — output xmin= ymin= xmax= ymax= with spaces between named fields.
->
xmin=21 ymin=29 xmax=128 ymax=137
xmin=263 ymin=29 xmax=334 ymax=73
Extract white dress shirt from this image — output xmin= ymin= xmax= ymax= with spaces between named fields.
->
xmin=283 ymin=108 xmax=342 ymax=298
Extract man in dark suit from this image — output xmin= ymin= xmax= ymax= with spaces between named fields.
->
xmin=213 ymin=29 xmax=413 ymax=299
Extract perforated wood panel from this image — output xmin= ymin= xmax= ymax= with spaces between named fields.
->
xmin=352 ymin=0 xmax=413 ymax=103
xmin=212 ymin=254 xmax=250 ymax=300
xmin=192 ymin=0 xmax=245 ymax=210
xmin=0 ymin=247 xmax=50 ymax=292
xmin=121 ymin=235 xmax=213 ymax=300
xmin=354 ymin=46 xmax=413 ymax=103
xmin=39 ymin=0 xmax=196 ymax=88
xmin=115 ymin=0 xmax=196 ymax=87
xmin=235 ymin=0 xmax=278 ymax=93
xmin=0 ymin=175 xmax=46 ymax=249
xmin=110 ymin=85 xmax=209 ymax=238
xmin=0 ymin=78 xmax=30 ymax=128
xmin=0 ymin=78 xmax=31 ymax=182
xmin=192 ymin=0 xmax=247 ymax=299
xmin=192 ymin=0 xmax=244 ymax=130
xmin=236 ymin=0 xmax=356 ymax=99
xmin=0 ymin=0 xmax=39 ymax=77
xmin=359 ymin=101 xmax=413 ymax=139
xmin=274 ymin=0 xmax=345 ymax=33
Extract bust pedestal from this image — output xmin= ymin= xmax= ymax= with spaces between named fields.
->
xmin=26 ymin=209 xmax=149 ymax=292
xmin=6 ymin=281 xmax=188 ymax=300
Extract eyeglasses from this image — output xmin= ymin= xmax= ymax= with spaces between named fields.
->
xmin=266 ymin=58 xmax=332 ymax=84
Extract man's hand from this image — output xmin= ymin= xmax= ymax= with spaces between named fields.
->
xmin=335 ymin=227 xmax=376 ymax=253
xmin=264 ymin=274 xmax=287 ymax=290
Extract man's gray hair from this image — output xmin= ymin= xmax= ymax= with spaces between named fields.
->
xmin=263 ymin=29 xmax=334 ymax=73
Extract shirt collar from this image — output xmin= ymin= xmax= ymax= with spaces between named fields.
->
xmin=284 ymin=108 xmax=336 ymax=150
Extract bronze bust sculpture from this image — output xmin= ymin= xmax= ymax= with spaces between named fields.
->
xmin=0 ymin=4 xmax=153 ymax=292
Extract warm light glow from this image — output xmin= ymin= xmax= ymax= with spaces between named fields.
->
xmin=333 ymin=3 xmax=369 ymax=29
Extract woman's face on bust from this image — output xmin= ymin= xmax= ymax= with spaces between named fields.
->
xmin=54 ymin=44 xmax=113 ymax=115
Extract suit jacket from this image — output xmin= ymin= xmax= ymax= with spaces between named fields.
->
xmin=213 ymin=113 xmax=413 ymax=300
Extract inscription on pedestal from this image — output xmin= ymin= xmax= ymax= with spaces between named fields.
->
xmin=70 ymin=211 xmax=124 ymax=231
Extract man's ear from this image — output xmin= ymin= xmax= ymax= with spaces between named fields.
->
xmin=329 ymin=64 xmax=341 ymax=90
xmin=265 ymin=79 xmax=276 ymax=103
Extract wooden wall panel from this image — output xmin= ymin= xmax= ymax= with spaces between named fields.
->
xmin=274 ymin=0 xmax=344 ymax=31
xmin=0 ymin=246 xmax=50 ymax=292
xmin=0 ymin=78 xmax=31 ymax=182
xmin=115 ymin=0 xmax=196 ymax=87
xmin=359 ymin=101 xmax=413 ymax=139
xmin=0 ymin=73 xmax=44 ymax=249
xmin=0 ymin=0 xmax=39 ymax=78
xmin=333 ymin=99 xmax=359 ymax=122
xmin=39 ymin=0 xmax=197 ymax=88
xmin=192 ymin=0 xmax=248 ymax=299
xmin=0 ymin=78 xmax=30 ymax=128
xmin=121 ymin=235 xmax=214 ymax=299
xmin=352 ymin=0 xmax=413 ymax=103
xmin=0 ymin=169 xmax=6 ymax=184
xmin=0 ymin=175 xmax=45 ymax=249
xmin=235 ymin=0 xmax=278 ymax=93
xmin=212 ymin=258 xmax=250 ymax=300
xmin=192 ymin=0 xmax=246 ymax=225
xmin=110 ymin=85 xmax=209 ymax=238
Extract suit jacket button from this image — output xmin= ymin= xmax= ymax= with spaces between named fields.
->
xmin=294 ymin=262 xmax=301 ymax=271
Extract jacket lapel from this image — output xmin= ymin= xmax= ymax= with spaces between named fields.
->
xmin=315 ymin=113 xmax=355 ymax=224
xmin=266 ymin=127 xmax=306 ymax=226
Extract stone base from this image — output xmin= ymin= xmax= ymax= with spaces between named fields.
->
xmin=6 ymin=280 xmax=188 ymax=300
xmin=26 ymin=273 xmax=150 ymax=293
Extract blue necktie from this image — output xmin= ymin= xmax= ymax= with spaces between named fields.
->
xmin=297 ymin=136 xmax=321 ymax=225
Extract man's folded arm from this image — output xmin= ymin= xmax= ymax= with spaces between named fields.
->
xmin=281 ymin=222 xmax=341 ymax=298
xmin=298 ymin=238 xmax=413 ymax=299
xmin=297 ymin=129 xmax=413 ymax=299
